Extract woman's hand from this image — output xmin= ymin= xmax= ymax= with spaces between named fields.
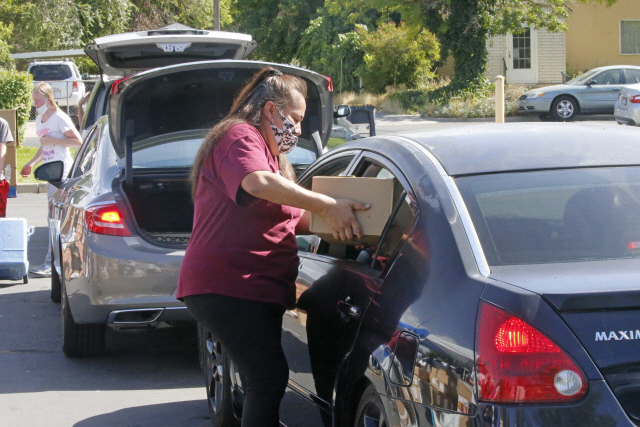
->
xmin=40 ymin=135 xmax=52 ymax=145
xmin=20 ymin=164 xmax=33 ymax=177
xmin=322 ymin=199 xmax=370 ymax=240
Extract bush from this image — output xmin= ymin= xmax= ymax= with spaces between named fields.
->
xmin=0 ymin=68 xmax=33 ymax=140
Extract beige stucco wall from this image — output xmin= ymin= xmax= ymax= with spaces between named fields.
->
xmin=566 ymin=0 xmax=640 ymax=73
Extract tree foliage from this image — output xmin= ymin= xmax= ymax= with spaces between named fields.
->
xmin=358 ymin=21 xmax=439 ymax=93
xmin=231 ymin=0 xmax=324 ymax=62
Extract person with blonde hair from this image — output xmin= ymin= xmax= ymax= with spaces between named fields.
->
xmin=21 ymin=82 xmax=82 ymax=277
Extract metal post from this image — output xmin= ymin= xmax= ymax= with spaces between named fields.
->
xmin=214 ymin=0 xmax=220 ymax=31
xmin=495 ymin=75 xmax=505 ymax=123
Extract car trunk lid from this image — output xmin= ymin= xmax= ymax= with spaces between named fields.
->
xmin=85 ymin=23 xmax=258 ymax=78
xmin=491 ymin=261 xmax=640 ymax=423
xmin=108 ymin=60 xmax=333 ymax=184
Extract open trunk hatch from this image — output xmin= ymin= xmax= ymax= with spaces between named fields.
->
xmin=491 ymin=261 xmax=640 ymax=424
xmin=85 ymin=23 xmax=257 ymax=77
xmin=109 ymin=60 xmax=332 ymax=180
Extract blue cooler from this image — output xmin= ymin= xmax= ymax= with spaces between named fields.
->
xmin=0 ymin=218 xmax=35 ymax=284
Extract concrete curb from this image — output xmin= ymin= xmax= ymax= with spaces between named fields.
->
xmin=16 ymin=183 xmax=48 ymax=194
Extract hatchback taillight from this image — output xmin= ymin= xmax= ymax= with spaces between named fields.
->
xmin=85 ymin=204 xmax=131 ymax=236
xmin=72 ymin=81 xmax=79 ymax=93
xmin=630 ymin=95 xmax=640 ymax=104
xmin=476 ymin=302 xmax=587 ymax=403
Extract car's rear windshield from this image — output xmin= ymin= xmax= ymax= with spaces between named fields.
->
xmin=29 ymin=64 xmax=73 ymax=80
xmin=456 ymin=167 xmax=640 ymax=265
xmin=131 ymin=130 xmax=319 ymax=171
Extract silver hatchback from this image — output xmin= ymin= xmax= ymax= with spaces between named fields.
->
xmin=35 ymin=60 xmax=335 ymax=357
xmin=615 ymin=83 xmax=640 ymax=126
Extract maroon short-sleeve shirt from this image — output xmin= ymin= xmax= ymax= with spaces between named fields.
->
xmin=177 ymin=123 xmax=302 ymax=308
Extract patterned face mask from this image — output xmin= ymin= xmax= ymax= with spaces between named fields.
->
xmin=269 ymin=106 xmax=299 ymax=154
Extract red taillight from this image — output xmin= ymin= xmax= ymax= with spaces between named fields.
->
xmin=72 ymin=81 xmax=79 ymax=93
xmin=630 ymin=95 xmax=640 ymax=104
xmin=322 ymin=75 xmax=333 ymax=92
xmin=110 ymin=75 xmax=135 ymax=95
xmin=476 ymin=302 xmax=587 ymax=403
xmin=85 ymin=204 xmax=131 ymax=236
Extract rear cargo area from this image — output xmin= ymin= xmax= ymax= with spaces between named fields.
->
xmin=122 ymin=175 xmax=193 ymax=246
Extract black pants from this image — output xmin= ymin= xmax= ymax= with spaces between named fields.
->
xmin=185 ymin=293 xmax=288 ymax=427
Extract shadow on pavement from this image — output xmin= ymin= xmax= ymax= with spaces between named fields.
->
xmin=0 ymin=289 xmax=201 ymax=394
xmin=73 ymin=400 xmax=211 ymax=427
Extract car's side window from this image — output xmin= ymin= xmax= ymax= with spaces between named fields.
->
xmin=625 ymin=69 xmax=640 ymax=84
xmin=592 ymin=69 xmax=622 ymax=85
xmin=309 ymin=156 xmax=418 ymax=271
xmin=71 ymin=126 xmax=100 ymax=178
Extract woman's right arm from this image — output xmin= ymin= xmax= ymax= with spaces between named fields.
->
xmin=20 ymin=147 xmax=42 ymax=177
xmin=241 ymin=170 xmax=369 ymax=241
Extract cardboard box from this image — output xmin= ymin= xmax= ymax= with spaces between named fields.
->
xmin=310 ymin=176 xmax=394 ymax=245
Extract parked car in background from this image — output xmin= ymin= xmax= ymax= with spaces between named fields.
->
xmin=27 ymin=60 xmax=86 ymax=118
xmin=615 ymin=83 xmax=640 ymax=126
xmin=34 ymin=59 xmax=336 ymax=357
xmin=200 ymin=123 xmax=640 ymax=427
xmin=516 ymin=65 xmax=640 ymax=121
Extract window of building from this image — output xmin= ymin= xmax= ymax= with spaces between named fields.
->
xmin=621 ymin=20 xmax=640 ymax=55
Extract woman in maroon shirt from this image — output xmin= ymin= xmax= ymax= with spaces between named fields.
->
xmin=178 ymin=68 xmax=367 ymax=427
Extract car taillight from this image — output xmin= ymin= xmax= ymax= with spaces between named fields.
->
xmin=475 ymin=302 xmax=587 ymax=403
xmin=72 ymin=81 xmax=79 ymax=93
xmin=85 ymin=204 xmax=131 ymax=236
xmin=630 ymin=95 xmax=640 ymax=104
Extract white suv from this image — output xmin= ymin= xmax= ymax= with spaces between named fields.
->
xmin=27 ymin=60 xmax=86 ymax=113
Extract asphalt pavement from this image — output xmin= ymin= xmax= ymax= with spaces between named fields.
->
xmin=2 ymin=115 xmax=621 ymax=426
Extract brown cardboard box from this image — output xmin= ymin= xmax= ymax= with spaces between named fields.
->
xmin=0 ymin=109 xmax=19 ymax=187
xmin=310 ymin=176 xmax=394 ymax=245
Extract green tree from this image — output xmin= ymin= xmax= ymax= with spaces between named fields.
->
xmin=230 ymin=0 xmax=324 ymax=62
xmin=0 ymin=22 xmax=13 ymax=68
xmin=358 ymin=21 xmax=439 ymax=93
xmin=128 ymin=0 xmax=233 ymax=32
xmin=296 ymin=5 xmax=381 ymax=92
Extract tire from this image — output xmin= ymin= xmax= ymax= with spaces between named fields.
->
xmin=61 ymin=284 xmax=105 ymax=357
xmin=51 ymin=262 xmax=62 ymax=303
xmin=200 ymin=325 xmax=239 ymax=427
xmin=354 ymin=384 xmax=389 ymax=427
xmin=23 ymin=275 xmax=28 ymax=284
xmin=551 ymin=96 xmax=578 ymax=121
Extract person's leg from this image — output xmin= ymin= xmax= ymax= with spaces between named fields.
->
xmin=185 ymin=294 xmax=288 ymax=427
xmin=30 ymin=184 xmax=55 ymax=275
xmin=0 ymin=178 xmax=9 ymax=217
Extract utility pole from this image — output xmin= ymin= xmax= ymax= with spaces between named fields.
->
xmin=214 ymin=0 xmax=220 ymax=31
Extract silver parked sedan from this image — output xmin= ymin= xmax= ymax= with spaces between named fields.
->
xmin=35 ymin=60 xmax=335 ymax=357
xmin=516 ymin=65 xmax=640 ymax=121
xmin=615 ymin=83 xmax=640 ymax=126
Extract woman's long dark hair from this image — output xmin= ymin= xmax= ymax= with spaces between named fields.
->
xmin=190 ymin=67 xmax=308 ymax=200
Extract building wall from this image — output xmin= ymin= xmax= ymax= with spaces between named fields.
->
xmin=536 ymin=28 xmax=566 ymax=84
xmin=566 ymin=0 xmax=640 ymax=73
xmin=486 ymin=36 xmax=507 ymax=82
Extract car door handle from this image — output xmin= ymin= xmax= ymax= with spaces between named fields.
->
xmin=337 ymin=300 xmax=361 ymax=319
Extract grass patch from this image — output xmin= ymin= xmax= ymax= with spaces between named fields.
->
xmin=15 ymin=145 xmax=76 ymax=184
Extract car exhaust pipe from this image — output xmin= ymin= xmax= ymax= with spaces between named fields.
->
xmin=107 ymin=308 xmax=164 ymax=328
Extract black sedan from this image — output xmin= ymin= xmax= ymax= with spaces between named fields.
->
xmin=199 ymin=122 xmax=640 ymax=427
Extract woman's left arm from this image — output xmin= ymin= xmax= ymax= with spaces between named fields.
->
xmin=40 ymin=128 xmax=82 ymax=148
xmin=296 ymin=210 xmax=311 ymax=235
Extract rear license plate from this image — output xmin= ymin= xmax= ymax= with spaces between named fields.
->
xmin=53 ymin=88 xmax=62 ymax=98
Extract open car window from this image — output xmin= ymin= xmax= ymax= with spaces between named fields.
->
xmin=300 ymin=154 xmax=418 ymax=273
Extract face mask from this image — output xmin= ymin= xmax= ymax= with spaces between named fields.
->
xmin=269 ymin=106 xmax=298 ymax=154
xmin=36 ymin=100 xmax=49 ymax=116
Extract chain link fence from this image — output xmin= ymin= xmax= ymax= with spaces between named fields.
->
xmin=29 ymin=79 xmax=98 ymax=121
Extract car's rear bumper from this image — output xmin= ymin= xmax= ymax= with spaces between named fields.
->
xmin=614 ymin=105 xmax=640 ymax=126
xmin=515 ymin=98 xmax=553 ymax=115
xmin=65 ymin=232 xmax=192 ymax=325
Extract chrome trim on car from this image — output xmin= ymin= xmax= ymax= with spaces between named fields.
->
xmin=391 ymin=136 xmax=491 ymax=277
xmin=107 ymin=308 xmax=164 ymax=324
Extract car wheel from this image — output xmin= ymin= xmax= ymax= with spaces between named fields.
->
xmin=551 ymin=96 xmax=578 ymax=121
xmin=200 ymin=325 xmax=239 ymax=427
xmin=538 ymin=113 xmax=553 ymax=122
xmin=23 ymin=275 xmax=28 ymax=284
xmin=51 ymin=251 xmax=62 ymax=303
xmin=354 ymin=384 xmax=389 ymax=427
xmin=61 ymin=283 xmax=105 ymax=357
